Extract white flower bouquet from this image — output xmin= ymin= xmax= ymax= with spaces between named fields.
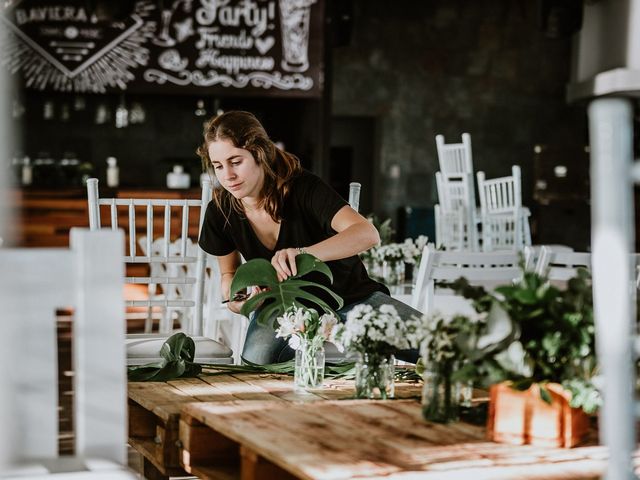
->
xmin=374 ymin=243 xmax=404 ymax=263
xmin=334 ymin=304 xmax=415 ymax=355
xmin=333 ymin=304 xmax=419 ymax=398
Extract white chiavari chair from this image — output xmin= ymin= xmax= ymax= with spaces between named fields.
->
xmin=349 ymin=181 xmax=361 ymax=212
xmin=534 ymin=246 xmax=591 ymax=286
xmin=435 ymin=171 xmax=478 ymax=250
xmin=477 ymin=165 xmax=532 ymax=252
xmin=411 ymin=244 xmax=521 ymax=316
xmin=435 ymin=132 xmax=474 ymax=180
xmin=434 ymin=133 xmax=479 ymax=251
xmin=86 ymin=178 xmax=232 ymax=365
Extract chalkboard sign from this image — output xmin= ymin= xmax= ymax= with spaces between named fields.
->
xmin=0 ymin=0 xmax=324 ymax=97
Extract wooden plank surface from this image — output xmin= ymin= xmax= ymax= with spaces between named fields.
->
xmin=178 ymin=399 xmax=627 ymax=480
xmin=128 ymin=372 xmax=422 ymax=479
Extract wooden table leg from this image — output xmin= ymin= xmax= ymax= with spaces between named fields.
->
xmin=240 ymin=445 xmax=297 ymax=480
xmin=143 ymin=457 xmax=170 ymax=480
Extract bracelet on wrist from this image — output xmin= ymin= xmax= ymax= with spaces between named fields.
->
xmin=297 ymin=247 xmax=307 ymax=255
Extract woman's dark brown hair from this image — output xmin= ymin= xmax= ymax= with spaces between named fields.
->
xmin=197 ymin=111 xmax=302 ymax=222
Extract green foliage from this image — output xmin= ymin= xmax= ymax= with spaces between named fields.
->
xmin=127 ymin=333 xmax=202 ymax=381
xmin=230 ymin=253 xmax=344 ymax=326
xmin=451 ymin=267 xmax=601 ymax=414
xmin=128 ymin=343 xmax=421 ymax=383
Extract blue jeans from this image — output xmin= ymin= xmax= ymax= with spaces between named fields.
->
xmin=241 ymin=291 xmax=420 ymax=365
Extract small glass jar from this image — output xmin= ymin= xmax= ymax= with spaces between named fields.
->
xmin=294 ymin=339 xmax=325 ymax=390
xmin=421 ymin=360 xmax=472 ymax=423
xmin=355 ymin=353 xmax=395 ymax=399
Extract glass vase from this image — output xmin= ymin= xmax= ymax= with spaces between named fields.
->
xmin=294 ymin=339 xmax=325 ymax=390
xmin=421 ymin=361 xmax=471 ymax=423
xmin=355 ymin=353 xmax=395 ymax=399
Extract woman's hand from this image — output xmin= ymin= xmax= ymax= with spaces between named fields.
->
xmin=271 ymin=248 xmax=300 ymax=282
xmin=227 ymin=286 xmax=267 ymax=314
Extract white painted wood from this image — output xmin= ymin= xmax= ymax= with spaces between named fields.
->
xmin=202 ymin=252 xmax=248 ymax=365
xmin=435 ymin=172 xmax=475 ymax=250
xmin=435 ymin=132 xmax=474 ymax=178
xmin=434 ymin=133 xmax=479 ymax=250
xmin=0 ymin=229 xmax=134 ymax=477
xmin=70 ymin=229 xmax=127 ymax=465
xmin=1 ymin=250 xmax=68 ymax=460
xmin=589 ymin=97 xmax=636 ymax=480
xmin=477 ymin=165 xmax=531 ymax=251
xmin=534 ymin=246 xmax=591 ymax=283
xmin=85 ymin=178 xmax=232 ymax=365
xmin=411 ymin=244 xmax=520 ymax=315
xmin=86 ymin=179 xmax=101 ymax=230
xmin=348 ymin=182 xmax=361 ymax=212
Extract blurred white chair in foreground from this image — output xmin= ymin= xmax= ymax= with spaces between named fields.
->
xmin=0 ymin=229 xmax=135 ymax=479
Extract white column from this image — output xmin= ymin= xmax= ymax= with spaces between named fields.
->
xmin=588 ymin=97 xmax=637 ymax=480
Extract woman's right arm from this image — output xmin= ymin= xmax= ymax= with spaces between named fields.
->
xmin=217 ymin=250 xmax=243 ymax=314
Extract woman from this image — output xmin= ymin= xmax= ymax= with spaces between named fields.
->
xmin=198 ymin=110 xmax=419 ymax=364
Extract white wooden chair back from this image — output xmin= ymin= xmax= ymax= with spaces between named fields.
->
xmin=435 ymin=132 xmax=474 ymax=179
xmin=87 ymin=178 xmax=211 ymax=336
xmin=0 ymin=229 xmax=134 ymax=477
xmin=436 ymin=171 xmax=472 ymax=211
xmin=435 ymin=171 xmax=478 ymax=250
xmin=138 ymin=235 xmax=204 ymax=333
xmin=349 ymin=181 xmax=361 ymax=213
xmin=477 ymin=165 xmax=522 ymax=214
xmin=436 ymin=133 xmax=479 ymax=250
xmin=535 ymin=246 xmax=591 ymax=283
xmin=412 ymin=244 xmax=521 ymax=315
xmin=86 ymin=179 xmax=233 ymax=366
xmin=523 ymin=244 xmax=574 ymax=273
xmin=477 ymin=165 xmax=530 ymax=251
xmin=434 ymin=204 xmax=465 ymax=251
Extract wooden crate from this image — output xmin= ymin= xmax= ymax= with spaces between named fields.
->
xmin=179 ymin=398 xmax=623 ymax=480
xmin=128 ymin=373 xmax=422 ymax=479
xmin=487 ymin=383 xmax=591 ymax=448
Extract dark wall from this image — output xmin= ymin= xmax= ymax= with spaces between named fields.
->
xmin=330 ymin=0 xmax=587 ymax=229
xmin=13 ymin=91 xmax=323 ymax=188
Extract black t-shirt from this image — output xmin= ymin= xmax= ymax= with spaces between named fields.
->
xmin=198 ymin=170 xmax=388 ymax=307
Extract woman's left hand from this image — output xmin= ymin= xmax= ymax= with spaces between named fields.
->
xmin=271 ymin=248 xmax=300 ymax=281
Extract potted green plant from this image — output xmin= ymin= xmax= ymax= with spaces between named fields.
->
xmin=449 ymin=267 xmax=600 ymax=447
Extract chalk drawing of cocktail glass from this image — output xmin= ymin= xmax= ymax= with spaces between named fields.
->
xmin=278 ymin=0 xmax=317 ymax=72
xmin=153 ymin=0 xmax=193 ymax=47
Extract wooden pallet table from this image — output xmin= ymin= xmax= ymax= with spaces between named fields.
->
xmin=128 ymin=372 xmax=421 ymax=479
xmin=179 ymin=399 xmax=626 ymax=480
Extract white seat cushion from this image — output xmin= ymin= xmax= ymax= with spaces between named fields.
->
xmin=323 ymin=341 xmax=359 ymax=363
xmin=126 ymin=334 xmax=233 ymax=365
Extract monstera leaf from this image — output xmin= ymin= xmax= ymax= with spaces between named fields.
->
xmin=230 ymin=253 xmax=344 ymax=326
